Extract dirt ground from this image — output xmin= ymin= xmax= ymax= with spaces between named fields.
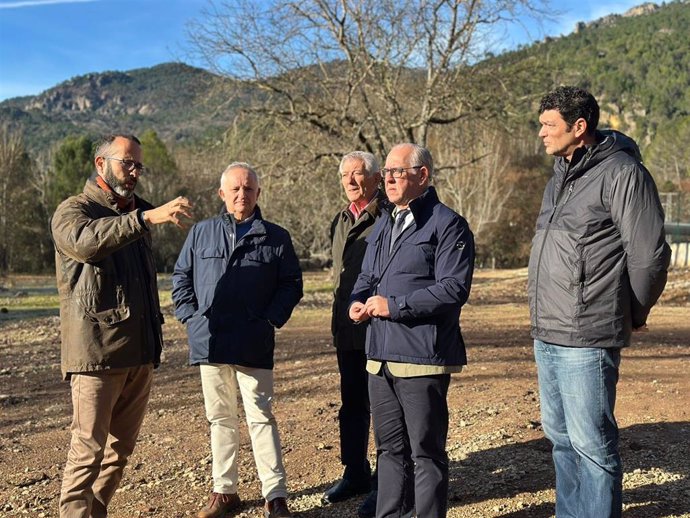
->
xmin=1 ymin=268 xmax=689 ymax=518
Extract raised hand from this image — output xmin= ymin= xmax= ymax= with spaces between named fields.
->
xmin=143 ymin=196 xmax=194 ymax=228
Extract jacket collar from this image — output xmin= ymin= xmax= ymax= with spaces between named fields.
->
xmin=218 ymin=204 xmax=264 ymax=220
xmin=555 ymin=129 xmax=642 ymax=183
xmin=363 ymin=189 xmax=386 ymax=217
xmin=405 ymin=186 xmax=439 ymax=227
xmin=83 ymin=178 xmax=144 ymax=213
xmin=342 ymin=190 xmax=387 ymax=223
xmin=222 ymin=206 xmax=267 ymax=241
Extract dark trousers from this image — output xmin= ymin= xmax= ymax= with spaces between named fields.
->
xmin=336 ymin=348 xmax=373 ymax=482
xmin=369 ymin=364 xmax=450 ymax=518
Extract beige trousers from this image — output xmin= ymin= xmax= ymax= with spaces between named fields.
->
xmin=199 ymin=363 xmax=287 ymax=501
xmin=59 ymin=365 xmax=153 ymax=518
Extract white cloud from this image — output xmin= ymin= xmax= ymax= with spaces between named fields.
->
xmin=0 ymin=0 xmax=97 ymax=9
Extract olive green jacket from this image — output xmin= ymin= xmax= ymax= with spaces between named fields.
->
xmin=51 ymin=179 xmax=163 ymax=379
xmin=330 ymin=191 xmax=386 ymax=350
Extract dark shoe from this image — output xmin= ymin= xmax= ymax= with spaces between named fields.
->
xmin=197 ymin=492 xmax=241 ymax=518
xmin=323 ymin=478 xmax=371 ymax=504
xmin=264 ymin=497 xmax=292 ymax=518
xmin=357 ymin=489 xmax=377 ymax=518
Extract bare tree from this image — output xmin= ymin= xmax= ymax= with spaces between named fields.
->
xmin=187 ymin=0 xmax=550 ymax=259
xmin=188 ymin=0 xmax=549 ymax=156
xmin=0 ymin=126 xmax=23 ymax=273
xmin=434 ymin=126 xmax=514 ymax=238
xmin=0 ymin=125 xmax=46 ymax=273
xmin=646 ymin=117 xmax=690 ymax=192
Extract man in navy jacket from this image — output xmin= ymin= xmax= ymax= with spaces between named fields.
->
xmin=350 ymin=143 xmax=475 ymax=518
xmin=172 ymin=163 xmax=302 ymax=518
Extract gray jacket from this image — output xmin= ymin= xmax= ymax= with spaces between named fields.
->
xmin=528 ymin=130 xmax=671 ymax=348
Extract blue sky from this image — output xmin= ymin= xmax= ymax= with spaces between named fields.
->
xmin=0 ymin=0 xmax=646 ymax=101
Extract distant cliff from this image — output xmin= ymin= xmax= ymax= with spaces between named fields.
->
xmin=0 ymin=63 xmax=247 ymax=153
xmin=574 ymin=2 xmax=660 ymax=33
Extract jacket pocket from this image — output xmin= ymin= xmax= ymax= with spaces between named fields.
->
xmin=536 ymin=229 xmax=580 ymax=329
xmin=576 ymin=255 xmax=586 ymax=307
xmin=396 ymin=240 xmax=435 ymax=276
xmin=384 ymin=319 xmax=437 ymax=361
xmin=200 ymin=247 xmax=226 ymax=259
xmin=239 ymin=247 xmax=276 ymax=266
xmin=84 ymin=306 xmax=130 ymax=326
xmin=199 ymin=248 xmax=228 ymax=287
xmin=187 ymin=312 xmax=211 ymax=360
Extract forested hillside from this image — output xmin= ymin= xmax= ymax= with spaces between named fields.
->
xmin=0 ymin=63 xmax=245 ymax=154
xmin=499 ymin=1 xmax=689 ymax=148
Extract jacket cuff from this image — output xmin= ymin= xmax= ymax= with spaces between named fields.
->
xmin=631 ymin=305 xmax=649 ymax=329
xmin=137 ymin=209 xmax=150 ymax=230
xmin=175 ymin=306 xmax=195 ymax=324
xmin=388 ymin=295 xmax=404 ymax=320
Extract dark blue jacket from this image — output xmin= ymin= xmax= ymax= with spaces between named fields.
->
xmin=350 ymin=187 xmax=474 ymax=366
xmin=172 ymin=208 xmax=303 ymax=369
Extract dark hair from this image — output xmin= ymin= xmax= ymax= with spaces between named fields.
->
xmin=539 ymin=86 xmax=599 ymax=135
xmin=93 ymin=134 xmax=141 ymax=158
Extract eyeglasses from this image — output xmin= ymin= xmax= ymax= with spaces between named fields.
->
xmin=103 ymin=157 xmax=146 ymax=174
xmin=381 ymin=165 xmax=422 ymax=178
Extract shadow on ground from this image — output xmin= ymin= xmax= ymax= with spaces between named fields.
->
xmin=239 ymin=421 xmax=690 ymax=518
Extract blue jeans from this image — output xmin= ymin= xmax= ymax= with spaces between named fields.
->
xmin=534 ymin=340 xmax=622 ymax=518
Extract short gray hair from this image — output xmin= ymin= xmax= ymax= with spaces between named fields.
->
xmin=220 ymin=161 xmax=260 ymax=187
xmin=390 ymin=143 xmax=434 ymax=179
xmin=339 ymin=151 xmax=380 ymax=177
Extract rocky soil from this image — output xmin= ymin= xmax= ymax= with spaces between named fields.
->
xmin=1 ymin=268 xmax=689 ymax=517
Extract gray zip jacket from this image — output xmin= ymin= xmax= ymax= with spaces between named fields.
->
xmin=528 ymin=130 xmax=671 ymax=348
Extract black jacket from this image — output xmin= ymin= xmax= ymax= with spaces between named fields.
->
xmin=528 ymin=130 xmax=671 ymax=348
xmin=330 ymin=191 xmax=386 ymax=350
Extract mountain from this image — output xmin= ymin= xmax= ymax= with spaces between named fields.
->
xmin=494 ymin=0 xmax=689 ymax=144
xmin=0 ymin=63 xmax=248 ymax=154
xmin=1 ymin=2 xmax=688 ymax=156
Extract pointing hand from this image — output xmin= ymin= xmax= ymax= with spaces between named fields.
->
xmin=143 ymin=196 xmax=194 ymax=228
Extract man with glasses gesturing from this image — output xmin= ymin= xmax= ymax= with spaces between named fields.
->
xmin=51 ymin=134 xmax=193 ymax=517
xmin=350 ymin=143 xmax=475 ymax=518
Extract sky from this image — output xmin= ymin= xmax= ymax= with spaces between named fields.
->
xmin=0 ymin=0 xmax=647 ymax=102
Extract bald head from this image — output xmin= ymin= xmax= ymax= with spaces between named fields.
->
xmin=384 ymin=143 xmax=432 ymax=208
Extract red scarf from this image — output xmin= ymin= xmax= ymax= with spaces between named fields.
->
xmin=96 ymin=176 xmax=135 ymax=212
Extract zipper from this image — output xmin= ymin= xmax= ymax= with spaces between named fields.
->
xmin=578 ymin=255 xmax=586 ymax=306
xmin=534 ymin=179 xmax=575 ymax=332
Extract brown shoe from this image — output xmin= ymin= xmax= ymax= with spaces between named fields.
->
xmin=197 ymin=492 xmax=241 ymax=518
xmin=264 ymin=497 xmax=292 ymax=518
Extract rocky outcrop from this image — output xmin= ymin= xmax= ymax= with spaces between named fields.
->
xmin=23 ymin=72 xmax=134 ymax=114
xmin=574 ymin=2 xmax=659 ymax=32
